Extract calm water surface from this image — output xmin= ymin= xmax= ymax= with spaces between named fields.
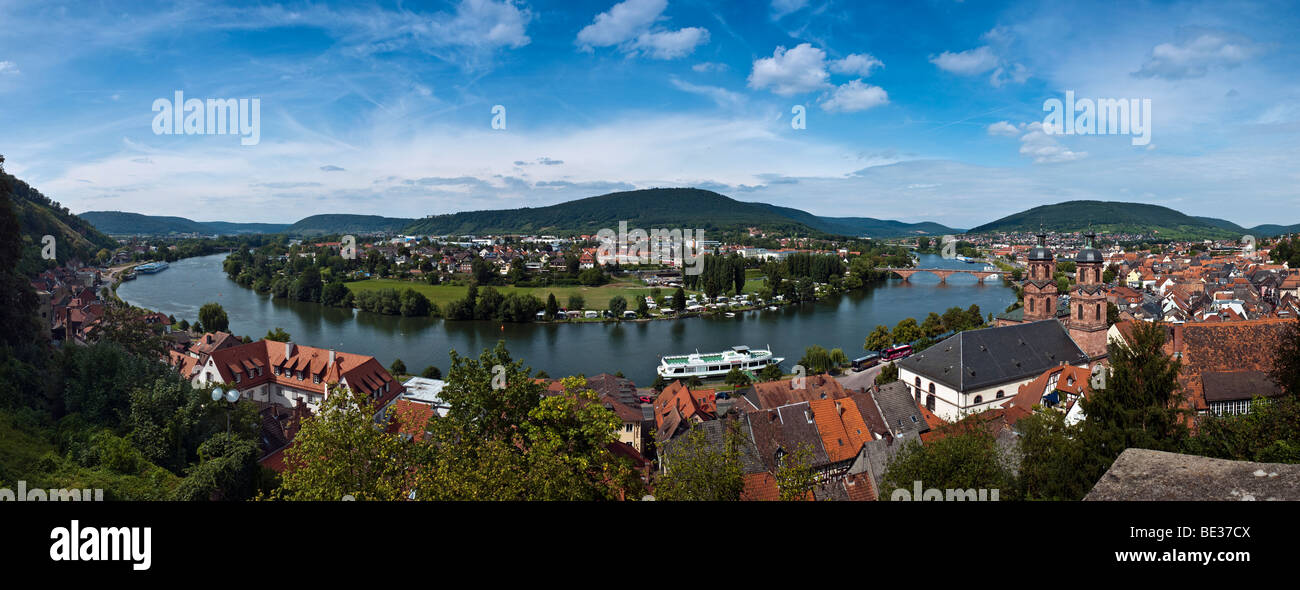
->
xmin=117 ymin=253 xmax=1015 ymax=385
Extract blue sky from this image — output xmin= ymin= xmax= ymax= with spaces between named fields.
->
xmin=0 ymin=0 xmax=1297 ymax=227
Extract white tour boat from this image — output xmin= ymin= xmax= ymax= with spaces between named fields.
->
xmin=657 ymin=345 xmax=783 ymax=379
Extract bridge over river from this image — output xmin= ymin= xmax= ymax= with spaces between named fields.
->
xmin=885 ymin=268 xmax=1000 ymax=283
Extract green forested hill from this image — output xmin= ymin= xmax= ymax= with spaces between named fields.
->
xmin=967 ymin=200 xmax=1243 ymax=239
xmin=285 ymin=214 xmax=415 ymax=235
xmin=78 ymin=211 xmax=291 ymax=235
xmin=1 ymin=164 xmax=118 ymax=273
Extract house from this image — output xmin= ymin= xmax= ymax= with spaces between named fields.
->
xmin=897 ymin=320 xmax=1091 ymax=422
xmin=1005 ymin=364 xmax=1095 ymax=426
xmin=197 ymin=340 xmax=403 ymax=415
xmin=652 ymin=380 xmax=717 ymax=442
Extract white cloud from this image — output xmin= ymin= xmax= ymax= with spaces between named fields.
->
xmin=771 ymin=0 xmax=810 ymax=19
xmin=576 ymin=0 xmax=707 ymax=59
xmin=1133 ymin=31 xmax=1261 ymax=80
xmin=692 ymin=61 xmax=728 ymax=73
xmin=930 ymin=46 xmax=999 ymax=75
xmin=671 ymin=78 xmax=744 ymax=108
xmin=819 ymin=80 xmax=888 ymax=113
xmin=634 ymin=27 xmax=710 ymax=59
xmin=986 ymin=121 xmax=1022 ymax=136
xmin=1018 ymin=122 xmax=1087 ymax=164
xmin=431 ymin=0 xmax=533 ymax=49
xmin=830 ymin=53 xmax=883 ymax=77
xmin=0 ymin=61 xmax=19 ymax=75
xmin=748 ymin=43 xmax=831 ymax=96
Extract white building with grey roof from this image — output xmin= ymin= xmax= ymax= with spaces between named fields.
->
xmin=896 ymin=319 xmax=1090 ymax=422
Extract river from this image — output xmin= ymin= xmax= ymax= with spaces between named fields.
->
xmin=116 ymin=253 xmax=1015 ymax=386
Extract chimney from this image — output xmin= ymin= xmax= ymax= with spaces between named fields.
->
xmin=285 ymin=341 xmax=296 ymax=358
xmin=205 ymin=334 xmax=212 ymax=344
xmin=328 ymin=349 xmax=336 ymax=367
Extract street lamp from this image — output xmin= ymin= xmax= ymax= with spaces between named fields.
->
xmin=211 ymin=386 xmax=240 ymax=436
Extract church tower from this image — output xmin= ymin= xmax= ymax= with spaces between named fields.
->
xmin=1069 ymin=231 xmax=1109 ymax=359
xmin=1023 ymin=231 xmax=1058 ymax=322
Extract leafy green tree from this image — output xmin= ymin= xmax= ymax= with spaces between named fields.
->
xmin=275 ymin=386 xmax=421 ymax=500
xmin=799 ymin=345 xmax=832 ymax=374
xmin=1184 ymin=397 xmax=1300 ymax=464
xmin=420 ymin=365 xmax=442 ymax=379
xmin=874 ymin=362 xmax=899 ymax=385
xmin=672 ymin=287 xmax=687 ymax=312
xmin=608 ymin=295 xmax=628 ymax=317
xmin=390 ymin=358 xmax=407 ymax=376
xmin=199 ymin=302 xmax=229 ymax=333
xmin=1015 ymin=410 xmax=1094 ymax=500
xmin=265 ymin=327 xmax=292 ymax=342
xmin=1270 ymin=319 xmax=1300 ymax=399
xmin=1075 ymin=321 xmax=1188 ymax=484
xmin=724 ymin=367 xmax=751 ymax=388
xmin=567 ymin=294 xmax=585 ymax=311
xmin=759 ymin=363 xmax=784 ymax=382
xmin=864 ymin=324 xmax=892 ymax=352
xmin=636 ymin=297 xmax=650 ymax=318
xmin=544 ymin=293 xmax=559 ymax=320
xmin=173 ymin=433 xmax=273 ymax=501
xmin=775 ymin=443 xmax=816 ymax=501
xmin=892 ymin=317 xmax=923 ymax=346
xmin=320 ymin=281 xmax=352 ymax=307
xmin=881 ymin=420 xmax=1019 ymax=500
xmin=921 ymin=312 xmax=945 ymax=338
xmin=655 ymin=422 xmax=746 ymax=501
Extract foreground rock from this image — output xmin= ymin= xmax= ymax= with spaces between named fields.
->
xmin=1085 ymin=448 xmax=1300 ymax=501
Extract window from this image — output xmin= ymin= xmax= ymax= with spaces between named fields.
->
xmin=928 ymin=383 xmax=935 ymax=394
xmin=973 ymin=395 xmax=983 ymax=404
xmin=234 ymin=373 xmax=241 ymax=383
xmin=1029 ymin=298 xmax=1035 ymax=312
xmin=1096 ymin=303 xmax=1102 ymax=320
xmin=1078 ymin=305 xmax=1084 ymax=319
xmin=996 ymin=390 xmax=1004 ymax=399
xmin=925 ymin=394 xmax=935 ymax=412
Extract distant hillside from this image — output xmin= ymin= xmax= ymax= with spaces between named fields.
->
xmin=403 ymin=188 xmax=813 ymax=236
xmin=401 ymin=188 xmax=953 ymax=238
xmin=748 ymin=202 xmax=962 ymax=237
xmin=78 ymin=211 xmax=291 ymax=236
xmin=286 ymin=214 xmax=414 ymax=235
xmin=967 ymin=201 xmax=1243 ymax=240
xmin=2 ymin=169 xmax=117 ymax=272
xmin=1247 ymin=224 xmax=1300 ymax=238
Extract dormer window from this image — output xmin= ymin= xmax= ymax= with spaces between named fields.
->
xmin=234 ymin=373 xmax=241 ymax=383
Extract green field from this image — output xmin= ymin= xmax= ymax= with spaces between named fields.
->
xmin=345 ymin=279 xmax=690 ymax=310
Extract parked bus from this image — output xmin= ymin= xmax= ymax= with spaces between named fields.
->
xmin=851 ymin=352 xmax=880 ymax=371
xmin=882 ymin=344 xmax=913 ymax=361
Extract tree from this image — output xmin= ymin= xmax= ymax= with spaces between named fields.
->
xmin=567 ymin=294 xmax=585 ymax=311
xmin=265 ymin=327 xmax=291 ymax=342
xmin=636 ymin=297 xmax=650 ymax=318
xmin=672 ymin=287 xmax=687 ymax=312
xmin=799 ymin=345 xmax=832 ymax=374
xmin=921 ymin=312 xmax=945 ymax=338
xmin=320 ymin=281 xmax=352 ymax=308
xmin=875 ymin=362 xmax=899 ymax=385
xmin=1270 ymin=319 xmax=1300 ymax=400
xmin=759 ymin=363 xmax=784 ymax=382
xmin=1106 ymin=302 xmax=1120 ymax=325
xmin=608 ymin=295 xmax=628 ymax=317
xmin=173 ymin=433 xmax=273 ymax=501
xmin=96 ymin=305 xmax=167 ymax=358
xmin=1015 ymin=410 xmax=1094 ymax=500
xmin=654 ymin=422 xmax=746 ymax=501
xmin=275 ymin=385 xmax=421 ymax=500
xmin=881 ymin=419 xmax=1019 ymax=500
xmin=864 ymin=324 xmax=892 ymax=352
xmin=292 ymin=266 xmax=323 ymax=302
xmin=1183 ymin=397 xmax=1300 ymax=464
xmin=892 ymin=318 xmax=923 ymax=346
xmin=390 ymin=358 xmax=407 ymax=376
xmin=1077 ymin=321 xmax=1188 ymax=483
xmin=421 ymin=365 xmax=442 ymax=380
xmin=775 ymin=444 xmax=816 ymax=501
xmin=545 ymin=293 xmax=559 ymax=320
xmin=724 ymin=367 xmax=751 ymax=388
xmin=198 ymin=302 xmax=229 ymax=333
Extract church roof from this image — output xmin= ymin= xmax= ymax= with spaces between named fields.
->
xmin=898 ymin=320 xmax=1089 ymax=393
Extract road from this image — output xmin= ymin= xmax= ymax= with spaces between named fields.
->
xmin=835 ymin=360 xmax=895 ymax=392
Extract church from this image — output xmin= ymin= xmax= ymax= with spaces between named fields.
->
xmin=896 ymin=231 xmax=1109 ymax=422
